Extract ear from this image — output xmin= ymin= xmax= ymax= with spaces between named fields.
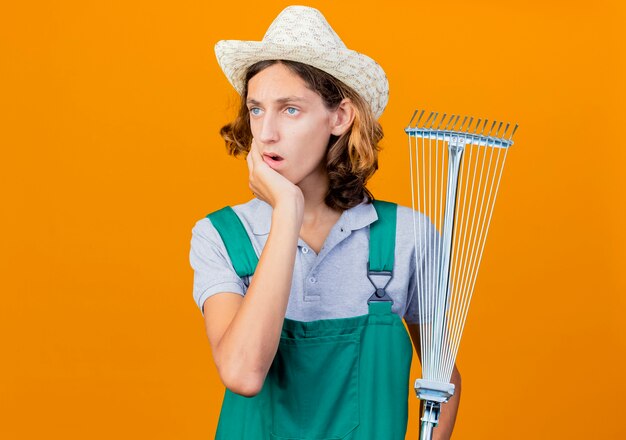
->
xmin=330 ymin=99 xmax=356 ymax=136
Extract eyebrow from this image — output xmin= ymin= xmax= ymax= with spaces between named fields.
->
xmin=246 ymin=96 xmax=308 ymax=106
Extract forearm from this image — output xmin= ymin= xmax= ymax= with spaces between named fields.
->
xmin=432 ymin=365 xmax=462 ymax=440
xmin=217 ymin=200 xmax=303 ymax=393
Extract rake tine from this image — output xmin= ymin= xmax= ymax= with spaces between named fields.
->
xmin=416 ymin=110 xmax=425 ymax=128
xmin=480 ymin=120 xmax=488 ymax=135
xmin=425 ymin=112 xmax=435 ymax=129
xmin=451 ymin=115 xmax=461 ymax=131
xmin=430 ymin=112 xmax=439 ymax=129
xmin=473 ymin=118 xmax=481 ymax=134
xmin=495 ymin=121 xmax=504 ymax=138
xmin=502 ymin=122 xmax=511 ymax=139
xmin=444 ymin=114 xmax=455 ymax=130
xmin=436 ymin=113 xmax=446 ymax=130
xmin=407 ymin=109 xmax=419 ymax=129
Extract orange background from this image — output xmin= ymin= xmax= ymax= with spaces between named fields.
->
xmin=1 ymin=0 xmax=625 ymax=438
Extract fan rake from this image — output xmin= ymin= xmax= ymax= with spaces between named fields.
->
xmin=406 ymin=110 xmax=518 ymax=439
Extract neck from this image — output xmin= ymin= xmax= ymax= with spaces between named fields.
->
xmin=297 ymin=170 xmax=340 ymax=227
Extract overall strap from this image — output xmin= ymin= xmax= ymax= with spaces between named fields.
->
xmin=367 ymin=200 xmax=397 ymax=304
xmin=206 ymin=207 xmax=258 ymax=284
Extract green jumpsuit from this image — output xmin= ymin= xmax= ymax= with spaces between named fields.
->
xmin=207 ymin=200 xmax=414 ymax=440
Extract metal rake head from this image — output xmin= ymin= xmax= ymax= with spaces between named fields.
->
xmin=406 ymin=110 xmax=518 ymax=148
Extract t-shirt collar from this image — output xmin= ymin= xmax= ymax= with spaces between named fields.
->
xmin=250 ymin=196 xmax=379 ymax=236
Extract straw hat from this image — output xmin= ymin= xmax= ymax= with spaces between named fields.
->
xmin=214 ymin=5 xmax=389 ymax=118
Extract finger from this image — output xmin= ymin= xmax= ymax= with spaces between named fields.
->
xmin=246 ymin=141 xmax=254 ymax=174
xmin=251 ymin=139 xmax=272 ymax=175
xmin=249 ymin=138 xmax=262 ymax=166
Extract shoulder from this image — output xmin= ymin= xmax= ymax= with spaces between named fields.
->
xmin=373 ymin=201 xmax=438 ymax=256
xmin=230 ymin=198 xmax=271 ymax=235
xmin=193 ymin=197 xmax=267 ymax=238
xmin=373 ymin=201 xmax=434 ymax=238
xmin=394 ymin=203 xmax=434 ymax=232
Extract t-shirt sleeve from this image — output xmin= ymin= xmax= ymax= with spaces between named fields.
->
xmin=404 ymin=217 xmax=441 ymax=325
xmin=189 ymin=218 xmax=246 ymax=316
xmin=404 ymin=262 xmax=420 ymax=325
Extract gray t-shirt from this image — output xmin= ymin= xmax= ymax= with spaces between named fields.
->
xmin=189 ymin=197 xmax=438 ymax=324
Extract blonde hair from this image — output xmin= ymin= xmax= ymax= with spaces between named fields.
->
xmin=220 ymin=60 xmax=384 ymax=210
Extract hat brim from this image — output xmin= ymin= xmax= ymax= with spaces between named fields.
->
xmin=214 ymin=39 xmax=389 ymax=119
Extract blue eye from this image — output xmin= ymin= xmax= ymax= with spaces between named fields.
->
xmin=249 ymin=107 xmax=262 ymax=116
xmin=286 ymin=107 xmax=299 ymax=115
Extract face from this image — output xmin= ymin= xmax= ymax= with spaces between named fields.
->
xmin=246 ymin=63 xmax=339 ymax=186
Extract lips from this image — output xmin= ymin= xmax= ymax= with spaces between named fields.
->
xmin=262 ymin=152 xmax=284 ymax=170
xmin=263 ymin=152 xmax=284 ymax=161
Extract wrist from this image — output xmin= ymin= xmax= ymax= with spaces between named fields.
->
xmin=274 ymin=188 xmax=303 ymax=212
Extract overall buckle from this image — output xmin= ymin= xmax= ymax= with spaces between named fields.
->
xmin=366 ymin=264 xmax=394 ymax=304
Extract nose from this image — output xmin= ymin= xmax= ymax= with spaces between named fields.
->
xmin=257 ymin=111 xmax=279 ymax=144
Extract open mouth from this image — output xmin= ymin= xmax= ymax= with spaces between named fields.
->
xmin=264 ymin=153 xmax=284 ymax=162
